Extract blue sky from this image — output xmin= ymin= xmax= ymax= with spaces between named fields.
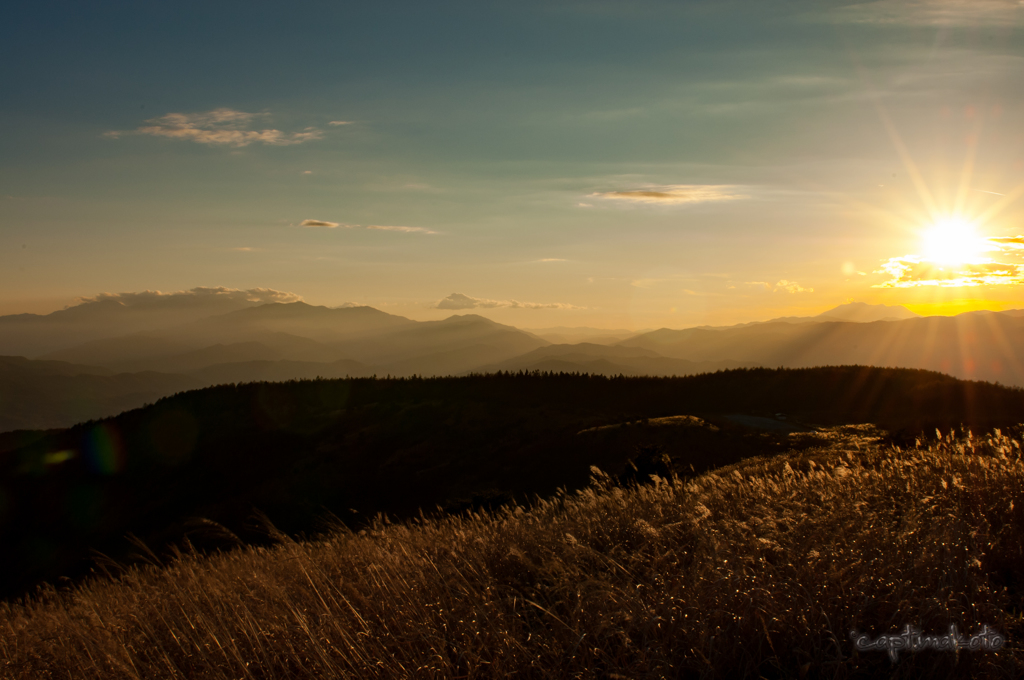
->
xmin=3 ymin=0 xmax=1024 ymax=327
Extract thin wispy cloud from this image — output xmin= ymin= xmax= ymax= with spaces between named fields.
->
xmin=824 ymin=0 xmax=1024 ymax=26
xmin=299 ymin=219 xmax=344 ymax=228
xmin=747 ymin=280 xmax=814 ymax=293
xmin=592 ymin=185 xmax=747 ymax=205
xmin=774 ymin=279 xmax=813 ymax=294
xmin=629 ymin=273 xmax=698 ymax=289
xmin=367 ymin=225 xmax=438 ymax=235
xmin=75 ymin=286 xmax=302 ymax=307
xmin=328 ymin=120 xmax=353 ymax=126
xmin=297 ymin=220 xmax=437 ymax=234
xmin=842 ymin=262 xmax=868 ymax=277
xmin=435 ymin=293 xmax=584 ymax=310
xmin=105 ymin=108 xmax=324 ymax=147
xmin=630 ymin=277 xmax=664 ymax=289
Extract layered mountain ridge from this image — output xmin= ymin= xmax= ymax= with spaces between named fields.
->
xmin=2 ymin=299 xmax=1023 ymax=432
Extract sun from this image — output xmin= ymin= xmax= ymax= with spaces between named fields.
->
xmin=920 ymin=217 xmax=990 ymax=266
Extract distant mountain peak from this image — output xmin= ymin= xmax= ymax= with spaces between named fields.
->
xmin=215 ymin=301 xmax=399 ymax=321
xmin=440 ymin=313 xmax=496 ymax=325
xmin=244 ymin=300 xmax=316 ymax=312
xmin=817 ymin=302 xmax=919 ymax=323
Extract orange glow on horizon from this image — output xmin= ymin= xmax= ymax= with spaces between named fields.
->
xmin=903 ymin=299 xmax=1022 ymax=317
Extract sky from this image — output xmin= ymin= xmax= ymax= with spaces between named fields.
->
xmin=3 ymin=0 xmax=1024 ymax=329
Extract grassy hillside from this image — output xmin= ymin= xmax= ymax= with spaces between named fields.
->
xmin=3 ymin=429 xmax=1022 ymax=678
xmin=2 ymin=367 xmax=1023 ymax=602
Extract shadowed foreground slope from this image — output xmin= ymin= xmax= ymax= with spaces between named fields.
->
xmin=3 ymin=430 xmax=1023 ymax=678
xmin=2 ymin=367 xmax=1024 ymax=602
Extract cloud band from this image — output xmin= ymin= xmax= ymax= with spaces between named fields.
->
xmin=300 ymin=219 xmax=343 ymax=228
xmin=106 ymin=108 xmax=324 ymax=147
xmin=75 ymin=286 xmax=302 ymax=307
xmin=592 ymin=184 xmax=747 ymax=205
xmin=435 ymin=292 xmax=583 ymax=310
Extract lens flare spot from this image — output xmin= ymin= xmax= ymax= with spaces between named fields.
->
xmin=43 ymin=450 xmax=76 ymax=466
xmin=81 ymin=424 xmax=125 ymax=475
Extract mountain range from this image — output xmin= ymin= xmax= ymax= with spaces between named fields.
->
xmin=2 ymin=298 xmax=1023 ymax=432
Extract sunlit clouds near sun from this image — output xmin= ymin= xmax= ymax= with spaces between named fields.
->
xmin=876 ymin=217 xmax=1024 ymax=288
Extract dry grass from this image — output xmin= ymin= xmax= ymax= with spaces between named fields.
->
xmin=3 ymin=427 xmax=1024 ymax=679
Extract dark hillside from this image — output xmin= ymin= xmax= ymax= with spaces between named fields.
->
xmin=0 ymin=366 xmax=200 ymax=433
xmin=2 ymin=366 xmax=1022 ymax=601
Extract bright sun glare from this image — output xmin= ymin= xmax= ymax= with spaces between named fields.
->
xmin=920 ymin=217 xmax=990 ymax=266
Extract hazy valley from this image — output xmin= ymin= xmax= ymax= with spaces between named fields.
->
xmin=3 ymin=297 xmax=1023 ymax=433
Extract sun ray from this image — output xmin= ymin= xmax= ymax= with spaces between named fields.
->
xmin=872 ymin=97 xmax=940 ymax=219
xmin=953 ymin=116 xmax=985 ymax=218
xmin=974 ymin=177 xmax=1024 ymax=228
xmin=848 ymin=52 xmax=941 ymax=218
xmin=980 ymin=311 xmax=1024 ymax=386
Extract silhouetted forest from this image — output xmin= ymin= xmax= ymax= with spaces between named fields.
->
xmin=2 ymin=366 xmax=1022 ymax=601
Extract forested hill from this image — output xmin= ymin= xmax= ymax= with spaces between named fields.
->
xmin=2 ymin=366 xmax=1023 ymax=601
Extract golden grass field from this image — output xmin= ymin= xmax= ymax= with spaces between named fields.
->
xmin=3 ymin=426 xmax=1023 ymax=679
